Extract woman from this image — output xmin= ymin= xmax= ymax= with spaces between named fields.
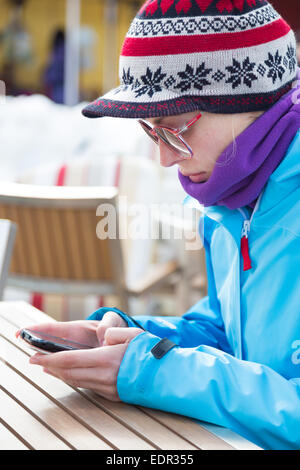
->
xmin=18 ymin=0 xmax=300 ymax=450
xmin=43 ymin=29 xmax=65 ymax=104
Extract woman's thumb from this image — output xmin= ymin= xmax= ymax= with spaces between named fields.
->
xmin=96 ymin=312 xmax=126 ymax=346
xmin=104 ymin=327 xmax=143 ymax=346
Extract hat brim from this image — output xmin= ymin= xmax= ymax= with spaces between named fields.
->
xmin=81 ymin=86 xmax=203 ymax=120
xmin=82 ymin=81 xmax=295 ymax=119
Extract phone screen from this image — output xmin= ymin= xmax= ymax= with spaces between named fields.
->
xmin=20 ymin=329 xmax=93 ymax=354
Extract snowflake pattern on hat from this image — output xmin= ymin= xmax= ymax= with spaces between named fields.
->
xmin=114 ymin=45 xmax=296 ymax=97
xmin=226 ymin=57 xmax=258 ymax=89
xmin=174 ymin=63 xmax=212 ymax=92
xmin=134 ymin=67 xmax=167 ymax=97
xmin=265 ymin=51 xmax=286 ymax=84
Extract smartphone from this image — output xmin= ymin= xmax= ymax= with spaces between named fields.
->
xmin=19 ymin=328 xmax=93 ymax=354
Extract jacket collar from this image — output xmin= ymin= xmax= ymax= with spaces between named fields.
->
xmin=257 ymin=130 xmax=300 ymax=217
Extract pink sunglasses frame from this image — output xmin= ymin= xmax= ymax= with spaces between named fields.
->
xmin=138 ymin=112 xmax=202 ymax=159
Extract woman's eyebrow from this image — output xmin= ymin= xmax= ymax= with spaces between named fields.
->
xmin=152 ymin=117 xmax=163 ymax=125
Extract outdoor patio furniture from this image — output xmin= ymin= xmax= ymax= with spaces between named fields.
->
xmin=17 ymin=155 xmax=208 ymax=315
xmin=0 ymin=182 xmax=180 ymax=319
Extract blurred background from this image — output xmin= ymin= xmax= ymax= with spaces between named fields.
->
xmin=0 ymin=0 xmax=144 ymax=101
xmin=0 ymin=0 xmax=298 ymax=321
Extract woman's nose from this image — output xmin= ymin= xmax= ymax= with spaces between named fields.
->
xmin=159 ymin=141 xmax=183 ymax=167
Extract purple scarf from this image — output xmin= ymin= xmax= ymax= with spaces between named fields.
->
xmin=178 ymin=75 xmax=300 ymax=210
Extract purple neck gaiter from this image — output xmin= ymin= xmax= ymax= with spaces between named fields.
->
xmin=178 ymin=74 xmax=300 ymax=210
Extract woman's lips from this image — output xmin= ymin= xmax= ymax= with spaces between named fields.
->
xmin=180 ymin=170 xmax=208 ymax=183
xmin=189 ymin=173 xmax=208 ymax=183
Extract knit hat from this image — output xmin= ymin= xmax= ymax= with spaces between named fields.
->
xmin=82 ymin=0 xmax=297 ymax=119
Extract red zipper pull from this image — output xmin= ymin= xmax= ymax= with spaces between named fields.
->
xmin=241 ymin=220 xmax=252 ymax=271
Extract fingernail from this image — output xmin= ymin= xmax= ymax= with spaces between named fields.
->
xmin=30 ymin=357 xmax=39 ymax=364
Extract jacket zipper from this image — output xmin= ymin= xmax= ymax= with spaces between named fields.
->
xmin=240 ymin=214 xmax=252 ymax=271
xmin=238 ymin=193 xmax=263 ymax=272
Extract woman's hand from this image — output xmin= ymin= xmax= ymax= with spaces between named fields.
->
xmin=16 ymin=311 xmax=128 ymax=348
xmin=96 ymin=311 xmax=128 ymax=346
xmin=28 ymin=326 xmax=144 ymax=402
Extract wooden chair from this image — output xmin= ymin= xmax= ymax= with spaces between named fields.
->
xmin=0 ymin=183 xmax=180 ymax=316
xmin=0 ymin=219 xmax=17 ymax=300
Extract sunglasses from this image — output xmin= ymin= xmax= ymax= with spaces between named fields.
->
xmin=138 ymin=113 xmax=202 ymax=159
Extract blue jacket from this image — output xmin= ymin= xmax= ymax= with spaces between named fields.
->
xmin=88 ymin=130 xmax=300 ymax=450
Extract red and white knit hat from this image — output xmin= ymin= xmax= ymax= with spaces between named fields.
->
xmin=82 ymin=0 xmax=297 ymax=119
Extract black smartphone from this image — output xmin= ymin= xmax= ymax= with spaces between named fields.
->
xmin=19 ymin=328 xmax=93 ymax=354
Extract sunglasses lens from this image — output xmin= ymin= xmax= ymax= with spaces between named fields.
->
xmin=156 ymin=128 xmax=191 ymax=158
xmin=139 ymin=120 xmax=159 ymax=144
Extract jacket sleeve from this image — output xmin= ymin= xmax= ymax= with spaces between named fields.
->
xmin=87 ymin=297 xmax=232 ymax=353
xmin=87 ymin=222 xmax=232 ymax=353
xmin=117 ymin=332 xmax=300 ymax=450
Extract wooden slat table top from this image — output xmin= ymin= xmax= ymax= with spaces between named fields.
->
xmin=0 ymin=301 xmax=261 ymax=451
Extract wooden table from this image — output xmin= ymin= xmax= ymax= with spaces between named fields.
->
xmin=0 ymin=301 xmax=261 ymax=451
